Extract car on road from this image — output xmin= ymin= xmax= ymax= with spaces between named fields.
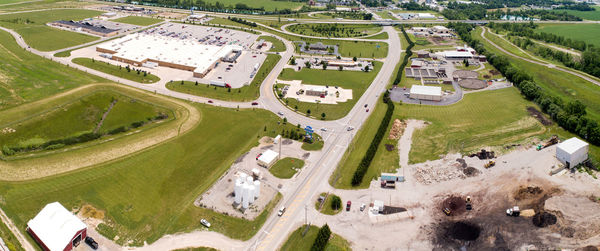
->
xmin=252 ymin=102 xmax=259 ymax=105
xmin=360 ymin=203 xmax=366 ymax=212
xmin=364 ymin=104 xmax=368 ymax=108
xmin=347 ymin=126 xmax=354 ymax=131
xmin=346 ymin=201 xmax=351 ymax=211
xmin=277 ymin=111 xmax=284 ymax=116
xmin=321 ymin=127 xmax=327 ymax=131
xmin=201 ymin=218 xmax=211 ymax=228
xmin=256 ymin=153 xmax=262 ymax=160
xmin=278 ymin=206 xmax=286 ymax=216
xmin=366 ymin=109 xmax=369 ymax=112
xmin=208 ymin=100 xmax=213 ymax=103
xmin=85 ymin=237 xmax=98 ymax=250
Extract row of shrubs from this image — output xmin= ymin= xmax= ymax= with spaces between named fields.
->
xmin=310 ymin=224 xmax=332 ymax=251
xmin=227 ymin=17 xmax=257 ymax=27
xmin=351 ymin=92 xmax=395 ymax=186
xmin=393 ymin=26 xmax=415 ymax=85
xmin=1 ymin=113 xmax=169 ymax=156
xmin=448 ymin=22 xmax=600 ymax=146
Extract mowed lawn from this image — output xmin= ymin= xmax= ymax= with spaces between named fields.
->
xmin=201 ymin=0 xmax=304 ymax=11
xmin=537 ymin=23 xmax=600 ymax=47
xmin=0 ymin=9 xmax=103 ymax=51
xmin=0 ymin=29 xmax=106 ymax=110
xmin=287 ymin=23 xmax=382 ymax=38
xmin=0 ymin=105 xmax=295 ymax=246
xmin=167 ymin=54 xmax=280 ymax=101
xmin=554 ymin=6 xmax=600 ymax=21
xmin=112 ymin=16 xmax=163 ymax=26
xmin=258 ymin=35 xmax=285 ymax=52
xmin=72 ymin=58 xmax=160 ymax=83
xmin=269 ymin=157 xmax=304 ymax=179
xmin=277 ymin=62 xmax=381 ymax=120
xmin=280 ymin=225 xmax=351 ymax=251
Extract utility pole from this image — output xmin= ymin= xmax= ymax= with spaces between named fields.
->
xmin=305 ymin=204 xmax=308 ymax=226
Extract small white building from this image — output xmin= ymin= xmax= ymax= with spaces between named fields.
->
xmin=372 ymin=200 xmax=384 ymax=214
xmin=258 ymin=149 xmax=279 ymax=167
xmin=409 ymin=85 xmax=442 ymax=101
xmin=432 ymin=25 xmax=449 ymax=33
xmin=412 ymin=27 xmax=428 ymax=32
xmin=27 ymin=202 xmax=87 ymax=251
xmin=556 ymin=137 xmax=589 ymax=168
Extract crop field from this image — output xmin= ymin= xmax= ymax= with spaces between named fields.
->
xmin=555 ymin=6 xmax=600 ymax=21
xmin=0 ymin=90 xmax=171 ymax=157
xmin=258 ymin=35 xmax=286 ymax=52
xmin=0 ymin=9 xmax=103 ymax=51
xmin=286 ymin=23 xmax=382 ymax=38
xmin=280 ymin=225 xmax=350 ymax=251
xmin=537 ymin=23 xmax=600 ymax=47
xmin=0 ymin=104 xmax=301 ymax=246
xmin=201 ymin=0 xmax=304 ymax=11
xmin=112 ymin=16 xmax=163 ymax=26
xmin=0 ymin=29 xmax=106 ymax=110
xmin=277 ymin=61 xmax=381 ymax=120
xmin=166 ymin=54 xmax=280 ymax=101
xmin=269 ymin=157 xmax=304 ymax=179
xmin=475 ymin=27 xmax=600 ymax=122
xmin=0 ymin=0 xmax=91 ymax=12
xmin=72 ymin=58 xmax=160 ymax=83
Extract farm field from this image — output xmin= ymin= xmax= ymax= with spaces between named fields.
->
xmin=280 ymin=225 xmax=350 ymax=251
xmin=0 ymin=0 xmax=91 ymax=12
xmin=166 ymin=54 xmax=280 ymax=101
xmin=0 ymin=104 xmax=295 ymax=246
xmin=537 ymin=23 xmax=600 ymax=47
xmin=277 ymin=61 xmax=381 ymax=120
xmin=474 ymin=27 xmax=600 ymax=122
xmin=269 ymin=157 xmax=305 ymax=179
xmin=286 ymin=23 xmax=382 ymax=38
xmin=72 ymin=58 xmax=160 ymax=84
xmin=0 ymin=9 xmax=103 ymax=51
xmin=201 ymin=0 xmax=304 ymax=11
xmin=0 ymin=90 xmax=171 ymax=157
xmin=257 ymin=35 xmax=286 ymax=52
xmin=0 ymin=29 xmax=106 ymax=110
xmin=112 ymin=15 xmax=163 ymax=26
xmin=554 ymin=6 xmax=600 ymax=21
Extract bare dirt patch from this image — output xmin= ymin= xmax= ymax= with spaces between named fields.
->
xmin=527 ymin=106 xmax=553 ymax=126
xmin=458 ymin=79 xmax=487 ymax=89
xmin=440 ymin=195 xmax=466 ymax=216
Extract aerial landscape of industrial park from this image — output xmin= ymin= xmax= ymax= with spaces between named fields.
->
xmin=0 ymin=0 xmax=600 ymax=250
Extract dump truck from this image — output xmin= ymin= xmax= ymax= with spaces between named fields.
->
xmin=536 ymin=135 xmax=559 ymax=151
xmin=484 ymin=161 xmax=496 ymax=169
xmin=506 ymin=206 xmax=520 ymax=216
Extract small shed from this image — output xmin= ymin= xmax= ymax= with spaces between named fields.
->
xmin=27 ymin=202 xmax=87 ymax=251
xmin=409 ymin=85 xmax=442 ymax=101
xmin=258 ymin=149 xmax=279 ymax=167
xmin=556 ymin=137 xmax=589 ymax=168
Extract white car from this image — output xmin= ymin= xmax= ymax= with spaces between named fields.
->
xmin=278 ymin=111 xmax=284 ymax=116
xmin=347 ymin=126 xmax=354 ymax=131
xmin=200 ymin=218 xmax=211 ymax=228
xmin=321 ymin=127 xmax=327 ymax=131
xmin=278 ymin=206 xmax=286 ymax=216
xmin=360 ymin=203 xmax=366 ymax=212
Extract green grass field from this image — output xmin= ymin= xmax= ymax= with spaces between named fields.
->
xmin=0 ymin=9 xmax=103 ymax=51
xmin=277 ymin=61 xmax=381 ymax=120
xmin=315 ymin=193 xmax=342 ymax=215
xmin=258 ymin=35 xmax=285 ymax=52
xmin=362 ymin=31 xmax=388 ymax=40
xmin=112 ymin=16 xmax=163 ymax=26
xmin=0 ymin=104 xmax=302 ymax=245
xmin=166 ymin=54 xmax=280 ymax=101
xmin=475 ymin=27 xmax=600 ymax=122
xmin=554 ymin=6 xmax=600 ymax=21
xmin=72 ymin=58 xmax=160 ymax=83
xmin=0 ymin=0 xmax=91 ymax=12
xmin=286 ymin=23 xmax=382 ymax=38
xmin=376 ymin=10 xmax=397 ymax=20
xmin=538 ymin=23 xmax=600 ymax=47
xmin=269 ymin=157 xmax=304 ymax=179
xmin=0 ymin=90 xmax=170 ymax=155
xmin=202 ymin=0 xmax=304 ymax=11
xmin=0 ymin=218 xmax=23 ymax=251
xmin=280 ymin=225 xmax=350 ymax=251
xmin=0 ymin=29 xmax=106 ymax=110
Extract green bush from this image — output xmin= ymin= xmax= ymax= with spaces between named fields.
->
xmin=330 ymin=195 xmax=341 ymax=210
xmin=310 ymin=224 xmax=332 ymax=251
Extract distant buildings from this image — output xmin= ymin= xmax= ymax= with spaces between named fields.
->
xmin=50 ymin=20 xmax=119 ymax=37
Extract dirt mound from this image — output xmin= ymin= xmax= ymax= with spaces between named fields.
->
xmin=385 ymin=144 xmax=394 ymax=151
xmin=456 ymin=158 xmax=467 ymax=168
xmin=514 ymin=186 xmax=544 ymax=200
xmin=388 ymin=119 xmax=405 ymax=140
xmin=458 ymin=79 xmax=487 ymax=89
xmin=545 ymin=194 xmax=600 ymax=240
xmin=532 ymin=212 xmax=557 ymax=227
xmin=577 ymin=246 xmax=599 ymax=251
xmin=447 ymin=221 xmax=481 ymax=241
xmin=442 ymin=196 xmax=466 ymax=216
xmin=527 ymin=107 xmax=553 ymax=126
xmin=463 ymin=167 xmax=480 ymax=177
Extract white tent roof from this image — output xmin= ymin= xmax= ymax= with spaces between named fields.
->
xmin=442 ymin=50 xmax=474 ymax=58
xmin=258 ymin=149 xmax=279 ymax=164
xmin=27 ymin=202 xmax=86 ymax=251
xmin=557 ymin=137 xmax=588 ymax=154
xmin=410 ymin=85 xmax=442 ymax=96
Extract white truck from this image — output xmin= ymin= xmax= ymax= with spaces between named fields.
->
xmin=506 ymin=206 xmax=520 ymax=216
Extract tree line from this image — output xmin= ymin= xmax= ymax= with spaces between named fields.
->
xmin=554 ymin=3 xmax=595 ymax=11
xmin=448 ymin=22 xmax=600 ymax=146
xmin=119 ymin=0 xmax=309 ymax=15
xmin=228 ymin=17 xmax=257 ymax=27
xmin=310 ymin=224 xmax=332 ymax=251
xmin=393 ymin=26 xmax=414 ymax=85
xmin=442 ymin=2 xmax=582 ymax=20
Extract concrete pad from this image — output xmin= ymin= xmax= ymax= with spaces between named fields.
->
xmin=279 ymin=80 xmax=352 ymax=104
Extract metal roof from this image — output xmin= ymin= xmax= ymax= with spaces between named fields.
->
xmin=557 ymin=137 xmax=588 ymax=155
xmin=410 ymin=85 xmax=442 ymax=96
xmin=27 ymin=202 xmax=86 ymax=251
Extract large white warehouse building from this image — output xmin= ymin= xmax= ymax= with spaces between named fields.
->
xmin=96 ymin=33 xmax=242 ymax=77
xmin=556 ymin=137 xmax=589 ymax=168
xmin=409 ymin=85 xmax=442 ymax=101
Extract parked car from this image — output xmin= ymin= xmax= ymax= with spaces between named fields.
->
xmin=85 ymin=237 xmax=98 ymax=250
xmin=364 ymin=104 xmax=368 ymax=108
xmin=208 ymin=100 xmax=213 ymax=103
xmin=346 ymin=201 xmax=352 ymax=211
xmin=256 ymin=153 xmax=262 ymax=160
xmin=201 ymin=218 xmax=211 ymax=228
xmin=251 ymin=102 xmax=259 ymax=105
xmin=321 ymin=127 xmax=327 ymax=131
xmin=360 ymin=203 xmax=366 ymax=212
xmin=366 ymin=109 xmax=369 ymax=112
xmin=347 ymin=126 xmax=354 ymax=131
xmin=277 ymin=111 xmax=284 ymax=116
xmin=278 ymin=206 xmax=286 ymax=216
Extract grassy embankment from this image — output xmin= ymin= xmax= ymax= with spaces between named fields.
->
xmin=0 ymin=9 xmax=103 ymax=51
xmin=112 ymin=16 xmax=163 ymax=26
xmin=280 ymin=225 xmax=351 ymax=251
xmin=72 ymin=58 xmax=160 ymax=83
xmin=258 ymin=35 xmax=286 ymax=52
xmin=0 ymin=104 xmax=303 ymax=246
xmin=276 ymin=61 xmax=381 ymax=120
xmin=269 ymin=157 xmax=305 ymax=179
xmin=286 ymin=23 xmax=382 ymax=38
xmin=166 ymin=54 xmax=280 ymax=101
xmin=0 ymin=29 xmax=106 ymax=110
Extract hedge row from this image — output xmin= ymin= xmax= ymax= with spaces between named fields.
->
xmin=310 ymin=224 xmax=332 ymax=251
xmin=351 ymin=94 xmax=395 ymax=186
xmin=393 ymin=26 xmax=415 ymax=85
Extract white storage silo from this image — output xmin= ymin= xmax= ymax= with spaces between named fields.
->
xmin=234 ymin=179 xmax=242 ymax=204
xmin=253 ymin=180 xmax=261 ymax=199
xmin=239 ymin=172 xmax=247 ymax=182
xmin=248 ymin=185 xmax=255 ymax=204
xmin=246 ymin=176 xmax=253 ymax=185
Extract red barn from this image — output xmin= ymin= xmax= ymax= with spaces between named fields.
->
xmin=27 ymin=202 xmax=87 ymax=251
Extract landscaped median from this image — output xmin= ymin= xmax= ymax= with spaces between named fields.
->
xmin=315 ymin=193 xmax=342 ymax=215
xmin=280 ymin=224 xmax=350 ymax=251
xmin=72 ymin=58 xmax=160 ymax=84
xmin=269 ymin=157 xmax=305 ymax=179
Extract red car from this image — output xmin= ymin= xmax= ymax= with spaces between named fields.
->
xmin=346 ymin=201 xmax=351 ymax=211
xmin=256 ymin=153 xmax=262 ymax=160
xmin=208 ymin=100 xmax=213 ymax=103
xmin=366 ymin=109 xmax=369 ymax=112
xmin=251 ymin=102 xmax=259 ymax=105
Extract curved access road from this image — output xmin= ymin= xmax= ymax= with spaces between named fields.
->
xmin=480 ymin=27 xmax=600 ymax=87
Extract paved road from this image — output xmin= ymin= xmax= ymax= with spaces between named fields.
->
xmin=481 ymin=27 xmax=600 ymax=87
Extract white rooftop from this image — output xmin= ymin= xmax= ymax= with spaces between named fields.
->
xmin=418 ymin=13 xmax=435 ymax=18
xmin=27 ymin=202 xmax=86 ymax=251
xmin=259 ymin=149 xmax=279 ymax=164
xmin=442 ymin=50 xmax=474 ymax=58
xmin=97 ymin=33 xmax=242 ymax=75
xmin=557 ymin=137 xmax=589 ymax=154
xmin=433 ymin=25 xmax=448 ymax=30
xmin=308 ymin=86 xmax=328 ymax=92
xmin=410 ymin=85 xmax=442 ymax=96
